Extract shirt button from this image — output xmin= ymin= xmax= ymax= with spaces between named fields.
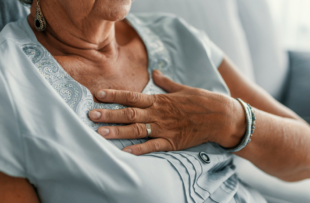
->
xmin=199 ymin=152 xmax=210 ymax=164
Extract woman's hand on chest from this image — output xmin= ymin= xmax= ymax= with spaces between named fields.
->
xmin=89 ymin=70 xmax=246 ymax=155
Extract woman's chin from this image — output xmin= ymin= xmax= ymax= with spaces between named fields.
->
xmin=100 ymin=6 xmax=131 ymax=22
xmin=99 ymin=0 xmax=132 ymax=21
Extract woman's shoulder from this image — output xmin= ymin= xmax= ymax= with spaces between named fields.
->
xmin=128 ymin=12 xmax=183 ymax=24
xmin=0 ymin=18 xmax=36 ymax=75
xmin=128 ymin=12 xmax=196 ymax=33
xmin=128 ymin=13 xmax=217 ymax=54
xmin=128 ymin=13 xmax=223 ymax=68
xmin=0 ymin=18 xmax=32 ymax=49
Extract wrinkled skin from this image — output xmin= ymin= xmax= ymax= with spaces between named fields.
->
xmin=89 ymin=70 xmax=246 ymax=155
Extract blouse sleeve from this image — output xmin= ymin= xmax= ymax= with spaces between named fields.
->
xmin=0 ymin=70 xmax=26 ymax=178
xmin=191 ymin=28 xmax=224 ymax=68
xmin=175 ymin=15 xmax=224 ymax=68
xmin=207 ymin=39 xmax=224 ymax=68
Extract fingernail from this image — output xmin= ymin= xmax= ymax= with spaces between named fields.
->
xmin=89 ymin=111 xmax=101 ymax=119
xmin=123 ymin=149 xmax=132 ymax=154
xmin=98 ymin=128 xmax=110 ymax=136
xmin=97 ymin=91 xmax=107 ymax=99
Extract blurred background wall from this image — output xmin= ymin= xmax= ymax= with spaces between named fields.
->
xmin=268 ymin=0 xmax=310 ymax=51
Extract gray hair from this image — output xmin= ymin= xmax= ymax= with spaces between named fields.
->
xmin=19 ymin=0 xmax=33 ymax=5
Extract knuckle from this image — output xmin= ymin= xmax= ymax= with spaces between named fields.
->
xmin=169 ymin=139 xmax=178 ymax=151
xmin=126 ymin=92 xmax=140 ymax=104
xmin=125 ymin=108 xmax=137 ymax=122
xmin=132 ymin=124 xmax=144 ymax=138
xmin=135 ymin=144 xmax=143 ymax=154
xmin=151 ymin=95 xmax=158 ymax=105
xmin=196 ymin=88 xmax=207 ymax=95
xmin=104 ymin=110 xmax=113 ymax=120
xmin=114 ymin=127 xmax=120 ymax=137
xmin=110 ymin=90 xmax=117 ymax=101
xmin=152 ymin=140 xmax=161 ymax=152
xmin=152 ymin=95 xmax=165 ymax=107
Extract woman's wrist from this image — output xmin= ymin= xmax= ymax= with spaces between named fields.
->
xmin=217 ymin=98 xmax=247 ymax=148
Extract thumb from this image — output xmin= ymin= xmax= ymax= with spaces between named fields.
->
xmin=152 ymin=70 xmax=187 ymax=93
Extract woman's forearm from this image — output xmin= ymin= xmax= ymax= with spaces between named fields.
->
xmin=235 ymin=110 xmax=310 ymax=181
xmin=219 ymin=57 xmax=310 ymax=181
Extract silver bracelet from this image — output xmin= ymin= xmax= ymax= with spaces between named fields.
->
xmin=222 ymin=98 xmax=256 ymax=153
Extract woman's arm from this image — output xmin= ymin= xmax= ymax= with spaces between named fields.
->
xmin=218 ymin=58 xmax=310 ymax=182
xmin=0 ymin=172 xmax=39 ymax=203
xmin=89 ymin=61 xmax=310 ymax=182
xmin=218 ymin=58 xmax=304 ymax=122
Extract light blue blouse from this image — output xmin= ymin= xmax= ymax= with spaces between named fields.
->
xmin=0 ymin=13 xmax=266 ymax=203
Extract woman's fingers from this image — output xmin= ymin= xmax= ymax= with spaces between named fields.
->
xmin=123 ymin=138 xmax=173 ymax=155
xmin=95 ymin=89 xmax=154 ymax=108
xmin=97 ymin=122 xmax=173 ymax=156
xmin=97 ymin=123 xmax=154 ymax=139
xmin=152 ymin=70 xmax=187 ymax=93
xmin=94 ymin=70 xmax=189 ymax=108
xmin=89 ymin=108 xmax=152 ymax=123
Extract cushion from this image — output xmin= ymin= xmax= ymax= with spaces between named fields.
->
xmin=284 ymin=51 xmax=310 ymax=119
xmin=131 ymin=0 xmax=255 ymax=80
xmin=236 ymin=0 xmax=289 ymax=100
xmin=0 ymin=0 xmax=29 ymax=31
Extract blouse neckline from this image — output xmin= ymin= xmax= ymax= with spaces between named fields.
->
xmin=20 ymin=14 xmax=171 ymax=130
xmin=21 ymin=16 xmax=154 ymax=94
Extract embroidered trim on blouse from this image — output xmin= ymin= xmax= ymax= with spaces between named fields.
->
xmin=21 ymin=15 xmax=171 ymax=131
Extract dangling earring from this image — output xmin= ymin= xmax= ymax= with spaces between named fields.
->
xmin=34 ymin=0 xmax=47 ymax=31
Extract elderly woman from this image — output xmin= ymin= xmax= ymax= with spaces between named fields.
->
xmin=0 ymin=0 xmax=310 ymax=202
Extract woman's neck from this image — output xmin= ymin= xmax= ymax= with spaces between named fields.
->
xmin=28 ymin=0 xmax=122 ymax=64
